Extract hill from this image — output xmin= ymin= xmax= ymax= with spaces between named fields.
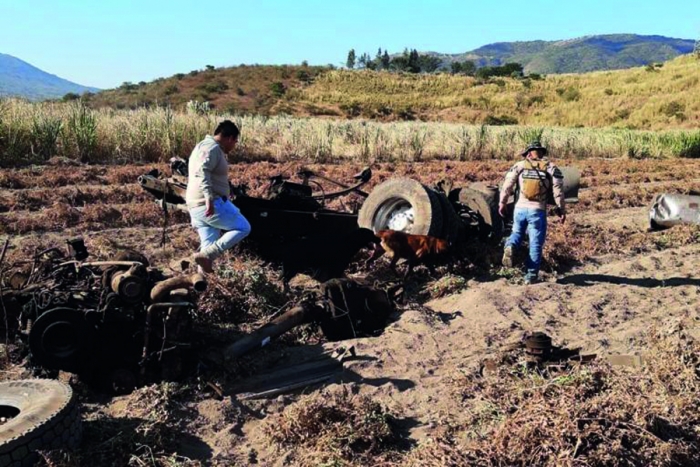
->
xmin=86 ymin=54 xmax=700 ymax=131
xmin=85 ymin=64 xmax=330 ymax=115
xmin=426 ymin=34 xmax=695 ymax=74
xmin=0 ymin=53 xmax=99 ymax=100
xmin=298 ymin=54 xmax=700 ymax=130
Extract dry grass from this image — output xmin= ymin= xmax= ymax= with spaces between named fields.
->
xmin=195 ymin=253 xmax=289 ymax=327
xmin=38 ymin=382 xmax=203 ymax=467
xmin=406 ymin=326 xmax=700 ymax=466
xmin=3 ymin=98 xmax=700 ymax=167
xmin=302 ymin=55 xmax=700 ymax=130
xmin=543 ymin=220 xmax=700 ymax=272
xmin=84 ymin=56 xmax=700 ymax=131
xmin=263 ymin=386 xmax=403 ymax=466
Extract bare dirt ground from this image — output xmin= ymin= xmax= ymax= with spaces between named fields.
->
xmin=2 ymin=158 xmax=699 ymax=466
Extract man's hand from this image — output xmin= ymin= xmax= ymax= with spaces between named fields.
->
xmin=559 ymin=210 xmax=566 ymax=224
xmin=498 ymin=203 xmax=507 ymax=218
xmin=205 ymin=198 xmax=214 ymax=217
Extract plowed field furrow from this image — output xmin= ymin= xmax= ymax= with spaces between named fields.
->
xmin=0 ymin=184 xmax=151 ymax=212
xmin=0 ymin=202 xmax=188 ymax=235
xmin=582 ymin=169 xmax=700 ymax=188
xmin=3 ymin=223 xmax=194 ymax=267
xmin=0 ymin=164 xmax=160 ymax=189
xmin=572 ymin=179 xmax=700 ymax=212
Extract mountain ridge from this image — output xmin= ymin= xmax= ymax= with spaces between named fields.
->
xmin=423 ymin=33 xmax=695 ymax=74
xmin=0 ymin=53 xmax=99 ymax=101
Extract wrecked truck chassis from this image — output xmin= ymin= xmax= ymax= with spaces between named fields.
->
xmin=138 ymin=171 xmax=362 ymax=243
xmin=139 ymin=164 xmax=580 ymax=249
xmin=0 ymin=241 xmax=207 ymax=393
xmin=0 ymin=241 xmax=396 ymax=394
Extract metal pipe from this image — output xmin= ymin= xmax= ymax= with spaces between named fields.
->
xmin=146 ymin=302 xmax=194 ymax=312
xmin=59 ymin=261 xmax=146 ymax=268
xmin=224 ymin=304 xmax=318 ymax=361
xmin=150 ymin=274 xmax=207 ymax=302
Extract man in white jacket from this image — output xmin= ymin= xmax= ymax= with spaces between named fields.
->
xmin=186 ymin=120 xmax=251 ymax=273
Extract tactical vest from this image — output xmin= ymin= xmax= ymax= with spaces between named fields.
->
xmin=520 ymin=160 xmax=551 ymax=202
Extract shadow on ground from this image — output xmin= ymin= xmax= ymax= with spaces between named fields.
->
xmin=557 ymin=274 xmax=700 ymax=288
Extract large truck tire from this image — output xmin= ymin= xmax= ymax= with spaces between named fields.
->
xmin=358 ymin=178 xmax=443 ymax=237
xmin=0 ymin=380 xmax=81 ymax=467
xmin=452 ymin=183 xmax=504 ymax=245
xmin=435 ymin=191 xmax=463 ymax=244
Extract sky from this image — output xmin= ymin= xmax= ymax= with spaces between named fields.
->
xmin=1 ymin=0 xmax=698 ymax=89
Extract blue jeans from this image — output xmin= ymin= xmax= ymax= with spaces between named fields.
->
xmin=505 ymin=208 xmax=547 ymax=279
xmin=189 ymin=198 xmax=251 ymax=260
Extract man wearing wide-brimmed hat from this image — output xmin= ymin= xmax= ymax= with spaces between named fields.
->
xmin=498 ymin=141 xmax=566 ymax=284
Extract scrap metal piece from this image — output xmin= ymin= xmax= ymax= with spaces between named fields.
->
xmin=66 ymin=237 xmax=89 ymax=261
xmin=224 ymin=303 xmax=319 ymax=361
xmin=234 ymin=348 xmax=349 ymax=400
xmin=649 ymin=193 xmax=700 ymax=230
xmin=525 ymin=332 xmax=553 ymax=362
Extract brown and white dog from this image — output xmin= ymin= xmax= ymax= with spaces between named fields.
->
xmin=365 ymin=229 xmax=452 ymax=279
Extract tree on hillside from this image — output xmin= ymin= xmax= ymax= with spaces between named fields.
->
xmin=451 ymin=61 xmax=476 ymax=75
xmin=62 ymin=92 xmax=80 ymax=101
xmin=381 ymin=50 xmax=391 ymax=69
xmin=408 ymin=49 xmax=420 ymax=73
xmin=476 ymin=62 xmax=523 ymax=79
xmin=375 ymin=48 xmax=383 ymax=70
xmin=358 ymin=52 xmax=376 ymax=70
xmin=418 ymin=54 xmax=441 ymax=73
xmin=461 ymin=60 xmax=476 ymax=76
xmin=346 ymin=49 xmax=356 ymax=69
xmin=390 ymin=55 xmax=409 ymax=72
xmin=501 ymin=62 xmax=524 ymax=77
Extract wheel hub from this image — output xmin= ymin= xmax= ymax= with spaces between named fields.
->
xmin=375 ymin=198 xmax=415 ymax=233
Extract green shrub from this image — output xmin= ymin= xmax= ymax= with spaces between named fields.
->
xmin=560 ymin=87 xmax=581 ymax=102
xmin=62 ymin=93 xmax=80 ymax=102
xmin=197 ymin=81 xmax=229 ymax=94
xmin=296 ymin=69 xmax=311 ymax=83
xmin=661 ymin=101 xmax=685 ymax=118
xmin=119 ymin=82 xmax=137 ymax=92
xmin=163 ymin=84 xmax=179 ymax=96
xmin=31 ymin=113 xmax=62 ymax=161
xmin=615 ymin=109 xmax=631 ymax=120
xmin=66 ymin=102 xmax=98 ymax=163
xmin=483 ymin=114 xmax=519 ymax=125
xmin=270 ymin=81 xmax=286 ymax=97
xmin=395 ymin=105 xmax=416 ymax=121
xmin=528 ymin=95 xmax=545 ymax=106
xmin=339 ymin=101 xmax=362 ymax=118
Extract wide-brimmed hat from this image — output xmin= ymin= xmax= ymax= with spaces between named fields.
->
xmin=521 ymin=141 xmax=548 ymax=157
